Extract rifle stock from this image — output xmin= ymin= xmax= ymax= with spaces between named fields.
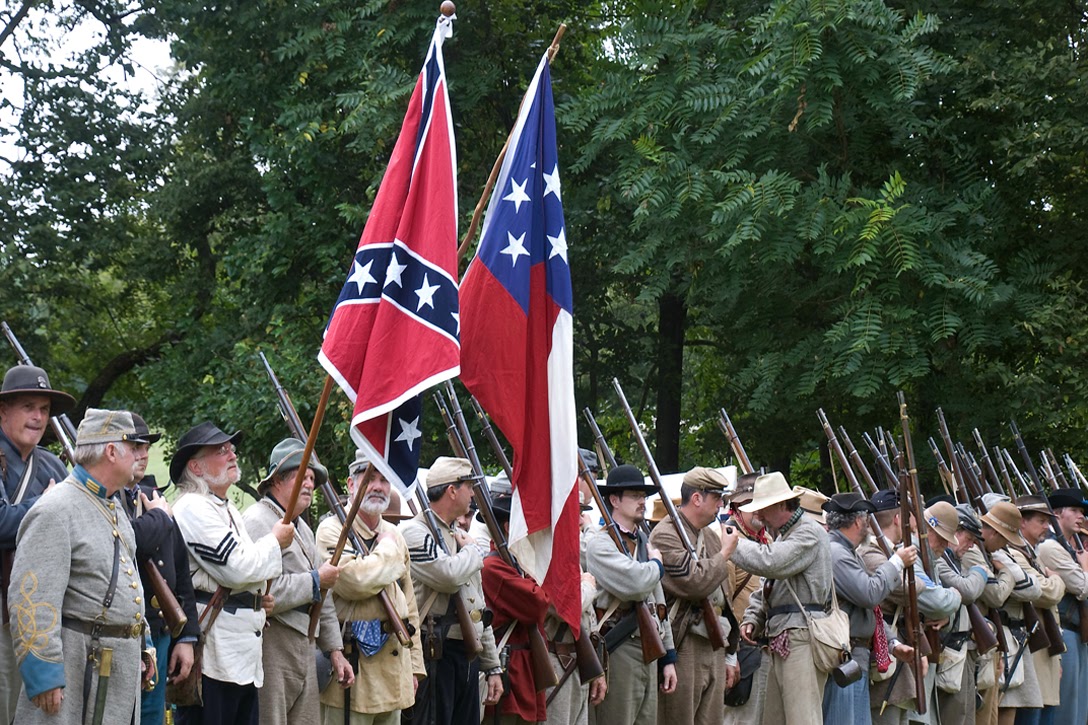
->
xmin=613 ymin=379 xmax=726 ymax=652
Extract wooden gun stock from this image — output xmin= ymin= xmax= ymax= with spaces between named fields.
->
xmin=528 ymin=624 xmax=559 ymax=691
xmin=575 ymin=626 xmax=606 ymax=681
xmin=1021 ymin=603 xmax=1051 ymax=652
xmin=700 ymin=598 xmax=727 ymax=651
xmin=965 ymin=601 xmax=998 ymax=654
xmin=636 ymin=603 xmax=667 ymax=663
xmin=142 ymin=560 xmax=187 ymax=638
xmin=990 ymin=607 xmax=1009 ymax=652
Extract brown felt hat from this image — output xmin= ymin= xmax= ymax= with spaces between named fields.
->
xmin=924 ymin=501 xmax=959 ymax=545
xmin=980 ymin=501 xmax=1027 ymax=547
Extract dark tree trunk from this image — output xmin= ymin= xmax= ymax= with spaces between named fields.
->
xmin=654 ymin=291 xmax=687 ymax=473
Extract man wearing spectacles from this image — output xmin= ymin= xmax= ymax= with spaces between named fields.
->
xmin=171 ymin=422 xmax=294 ymax=725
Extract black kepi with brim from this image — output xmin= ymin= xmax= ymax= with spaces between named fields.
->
xmin=870 ymin=489 xmax=900 ymax=512
xmin=0 ymin=364 xmax=75 ymax=416
xmin=170 ymin=421 xmax=243 ymax=484
xmin=1049 ymin=488 xmax=1088 ymax=513
xmin=130 ymin=412 xmax=162 ymax=445
xmin=823 ymin=492 xmax=877 ymax=515
xmin=598 ymin=464 xmax=657 ymax=496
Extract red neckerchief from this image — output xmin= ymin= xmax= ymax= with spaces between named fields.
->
xmin=733 ymin=510 xmax=769 ymax=545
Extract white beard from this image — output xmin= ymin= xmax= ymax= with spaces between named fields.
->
xmin=361 ymin=491 xmax=390 ymax=517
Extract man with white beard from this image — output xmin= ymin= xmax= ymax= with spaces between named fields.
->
xmin=172 ymin=422 xmax=293 ymax=725
xmin=316 ymin=449 xmax=425 ymax=725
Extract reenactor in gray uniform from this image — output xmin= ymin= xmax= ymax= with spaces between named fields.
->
xmin=1011 ymin=495 xmax=1065 ymax=722
xmin=0 ymin=364 xmax=72 ymax=724
xmin=649 ymin=466 xmax=738 ymax=725
xmin=1040 ymin=488 xmax=1088 ymax=723
xmin=585 ymin=464 xmax=676 ymax=725
xmin=977 ymin=501 xmax=1044 ymax=723
xmin=243 ymin=438 xmax=353 ymax=725
xmin=931 ymin=502 xmax=991 ymax=725
xmin=9 ymin=408 xmax=150 ymax=724
xmin=822 ymin=493 xmax=917 ymax=725
xmin=735 ymin=471 xmax=832 ymax=725
xmin=860 ymin=490 xmax=961 ymax=724
xmin=399 ymin=456 xmax=502 ymax=725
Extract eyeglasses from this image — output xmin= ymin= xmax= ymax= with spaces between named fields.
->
xmin=201 ymin=443 xmax=236 ymax=458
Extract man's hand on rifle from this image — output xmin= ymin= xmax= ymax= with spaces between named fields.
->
xmin=720 ymin=524 xmax=740 ymax=560
xmin=891 ymin=641 xmax=914 ymax=662
xmin=895 ymin=545 xmax=918 ymax=568
xmin=141 ymin=489 xmax=173 ymax=518
xmin=647 ymin=545 xmax=662 ymax=564
xmin=272 ymin=521 xmax=295 ymax=549
xmin=451 ymin=527 xmax=475 ymax=549
xmin=317 ymin=562 xmax=340 ymax=589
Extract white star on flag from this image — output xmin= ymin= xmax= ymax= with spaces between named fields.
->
xmin=385 ymin=251 xmax=408 ymax=289
xmin=503 ymin=177 xmax=531 ymax=213
xmin=543 ymin=164 xmax=561 ymax=200
xmin=501 ymin=231 xmax=530 ymax=267
xmin=394 ymin=416 xmax=422 ymax=450
xmin=415 ymin=273 xmax=440 ymax=311
xmin=451 ymin=311 xmax=460 ymax=334
xmin=348 ymin=259 xmax=377 ymax=295
xmin=548 ymin=228 xmax=568 ymax=263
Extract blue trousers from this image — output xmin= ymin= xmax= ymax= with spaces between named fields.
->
xmin=823 ymin=667 xmax=871 ymax=724
xmin=140 ymin=632 xmax=171 ymax=725
xmin=175 ymin=676 xmax=259 ymax=725
xmin=1056 ymin=628 xmax=1088 ymax=725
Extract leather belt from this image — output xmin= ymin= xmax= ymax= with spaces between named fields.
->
xmin=195 ymin=589 xmax=261 ymax=613
xmin=62 ymin=616 xmax=143 ymax=640
xmin=548 ymin=641 xmax=578 ymax=656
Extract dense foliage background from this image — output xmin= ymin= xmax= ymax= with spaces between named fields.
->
xmin=1 ymin=0 xmax=1085 ymax=502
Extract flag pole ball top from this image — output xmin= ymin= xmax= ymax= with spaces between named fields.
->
xmin=440 ymin=2 xmax=456 ymax=16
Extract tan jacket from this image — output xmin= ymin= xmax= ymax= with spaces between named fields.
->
xmin=316 ymin=513 xmax=425 ymax=714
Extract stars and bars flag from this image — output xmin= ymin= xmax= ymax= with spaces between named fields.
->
xmin=319 ymin=15 xmax=459 ymax=493
xmin=458 ymin=53 xmax=581 ymax=631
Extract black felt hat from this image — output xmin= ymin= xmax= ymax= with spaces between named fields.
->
xmin=1049 ymin=488 xmax=1088 ymax=513
xmin=0 ymin=365 xmax=75 ymax=416
xmin=169 ymin=421 xmax=243 ymax=483
xmin=823 ymin=492 xmax=876 ymax=515
xmin=598 ymin=464 xmax=656 ymax=495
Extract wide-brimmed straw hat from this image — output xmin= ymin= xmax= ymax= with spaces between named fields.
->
xmin=739 ymin=472 xmax=799 ymax=513
xmin=980 ymin=501 xmax=1027 ymax=547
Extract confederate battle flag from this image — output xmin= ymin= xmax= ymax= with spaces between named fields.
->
xmin=319 ymin=15 xmax=459 ymax=492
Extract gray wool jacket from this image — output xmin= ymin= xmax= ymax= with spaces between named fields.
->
xmin=736 ymin=512 xmax=832 ymax=638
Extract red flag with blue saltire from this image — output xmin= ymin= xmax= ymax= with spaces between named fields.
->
xmin=459 ymin=53 xmax=581 ymax=632
xmin=319 ymin=15 xmax=459 ymax=492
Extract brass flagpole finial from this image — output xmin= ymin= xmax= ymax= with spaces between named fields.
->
xmin=440 ymin=1 xmax=456 ymax=16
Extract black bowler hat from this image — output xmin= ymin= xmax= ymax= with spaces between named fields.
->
xmin=598 ymin=464 xmax=656 ymax=496
xmin=169 ymin=421 xmax=243 ymax=483
xmin=870 ymin=489 xmax=900 ymax=512
xmin=1049 ymin=488 xmax=1088 ymax=513
xmin=0 ymin=365 xmax=75 ymax=416
xmin=823 ymin=492 xmax=876 ymax=515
